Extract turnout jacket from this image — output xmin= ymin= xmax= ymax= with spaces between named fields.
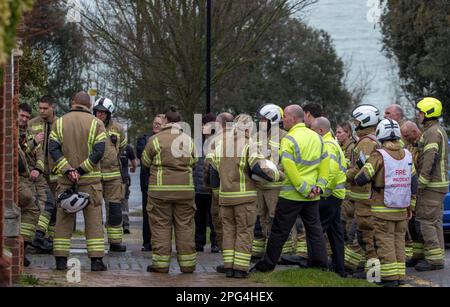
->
xmin=100 ymin=120 xmax=127 ymax=181
xmin=28 ymin=114 xmax=59 ymax=182
xmin=347 ymin=126 xmax=380 ymax=201
xmin=19 ymin=125 xmax=45 ymax=174
xmin=213 ymin=124 xmax=282 ymax=206
xmin=141 ymin=123 xmax=197 ymax=201
xmin=354 ymin=141 xmax=417 ymax=221
xmin=417 ymin=120 xmax=449 ymax=194
xmin=49 ymin=104 xmax=107 ymax=186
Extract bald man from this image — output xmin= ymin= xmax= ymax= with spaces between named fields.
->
xmin=385 ymin=104 xmax=405 ymax=126
xmin=311 ymin=117 xmax=347 ymax=277
xmin=49 ymin=91 xmax=108 ymax=271
xmin=252 ymin=105 xmax=329 ymax=273
xmin=401 ymin=121 xmax=423 ymax=266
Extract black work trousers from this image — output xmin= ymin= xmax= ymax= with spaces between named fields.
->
xmin=194 ymin=193 xmax=217 ymax=248
xmin=319 ymin=196 xmax=345 ymax=276
xmin=142 ymin=190 xmax=152 ymax=247
xmin=257 ymin=197 xmax=328 ymax=271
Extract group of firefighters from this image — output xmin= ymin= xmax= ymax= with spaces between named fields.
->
xmin=16 ymin=90 xmax=448 ymax=287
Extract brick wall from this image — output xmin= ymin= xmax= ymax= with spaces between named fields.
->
xmin=0 ymin=52 xmax=21 ymax=286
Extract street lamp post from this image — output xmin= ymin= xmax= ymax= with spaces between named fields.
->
xmin=206 ymin=0 xmax=212 ymax=114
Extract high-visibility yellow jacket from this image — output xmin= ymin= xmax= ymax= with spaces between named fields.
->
xmin=418 ymin=120 xmax=449 ymax=193
xmin=49 ymin=104 xmax=107 ymax=186
xmin=280 ymin=123 xmax=329 ymax=202
xmin=322 ymin=131 xmax=347 ymax=200
xmin=141 ymin=123 xmax=197 ymax=201
xmin=28 ymin=114 xmax=60 ymax=183
xmin=100 ymin=120 xmax=127 ymax=181
xmin=347 ymin=126 xmax=380 ymax=201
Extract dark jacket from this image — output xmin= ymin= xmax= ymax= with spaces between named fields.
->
xmin=194 ymin=156 xmax=210 ymax=195
xmin=137 ymin=134 xmax=151 ymax=192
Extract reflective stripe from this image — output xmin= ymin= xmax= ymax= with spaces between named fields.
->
xmin=348 ymin=191 xmax=370 ymax=200
xmin=325 ymin=183 xmax=346 ymax=197
xmin=142 ymin=150 xmax=152 ymax=167
xmin=82 ymin=171 xmax=102 ymax=179
xmin=426 ymin=181 xmax=450 ymax=188
xmin=285 ymin=135 xmax=323 ymax=166
xmin=37 ymin=215 xmax=50 ymax=230
xmin=101 ymin=171 xmax=122 ymax=180
xmin=153 ymin=138 xmax=163 ymax=186
xmin=223 ymin=250 xmax=234 ymax=263
xmin=54 ymin=238 xmax=71 ymax=252
xmin=262 ymin=181 xmax=284 ymax=188
xmin=149 ymin=185 xmax=194 ymax=192
xmin=317 ymin=178 xmax=327 ymax=187
xmin=371 ymin=206 xmax=407 ymax=213
xmin=219 ymin=191 xmax=257 ymax=198
xmin=178 ymin=253 xmax=197 ymax=268
xmin=424 ymin=143 xmax=439 ymax=153
xmin=87 ymin=120 xmax=97 ymax=155
xmin=239 ymin=145 xmax=248 ymax=192
xmin=364 ymin=163 xmax=375 ymax=178
xmin=106 ymin=227 xmax=123 ymax=239
xmin=20 ymin=223 xmax=36 ymax=238
xmin=53 ymin=158 xmax=69 ymax=175
xmin=82 ymin=159 xmax=95 ymax=173
xmin=152 ymin=254 xmax=171 ymax=268
xmin=95 ymin=132 xmax=106 ymax=143
xmin=281 ymin=152 xmax=295 ymax=162
xmin=36 ymin=160 xmax=45 ymax=171
xmin=438 ymin=130 xmax=448 ymax=185
xmin=281 ymin=182 xmax=309 ymax=193
xmin=329 ymin=154 xmax=347 ymax=173
xmin=234 ymin=251 xmax=251 ymax=268
xmin=419 ymin=175 xmax=430 ymax=185
xmin=86 ymin=238 xmax=105 ymax=252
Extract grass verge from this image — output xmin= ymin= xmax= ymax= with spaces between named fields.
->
xmin=250 ymin=268 xmax=379 ymax=287
xmin=19 ymin=274 xmax=40 ymax=286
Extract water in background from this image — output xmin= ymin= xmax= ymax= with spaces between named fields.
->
xmin=304 ymin=0 xmax=399 ymax=111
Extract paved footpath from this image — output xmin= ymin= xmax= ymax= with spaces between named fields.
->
xmin=22 ymin=169 xmax=449 ymax=287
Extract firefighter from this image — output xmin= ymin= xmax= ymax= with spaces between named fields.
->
xmin=211 ymin=114 xmax=282 ymax=278
xmin=49 ymin=91 xmax=107 ymax=271
xmin=204 ymin=112 xmax=234 ymax=273
xmin=414 ymin=97 xmax=448 ymax=271
xmin=252 ymin=105 xmax=329 ymax=273
xmin=251 ymin=104 xmax=289 ymax=258
xmin=401 ymin=121 xmax=423 ymax=265
xmin=142 ymin=107 xmax=197 ymax=274
xmin=18 ymin=141 xmax=40 ymax=267
xmin=311 ymin=117 xmax=347 ymax=277
xmin=28 ymin=96 xmax=59 ymax=246
xmin=336 ymin=122 xmax=358 ymax=243
xmin=18 ymin=103 xmax=54 ymax=253
xmin=354 ymin=119 xmax=417 ymax=287
xmin=93 ymin=98 xmax=128 ymax=252
xmin=347 ymin=105 xmax=381 ymax=276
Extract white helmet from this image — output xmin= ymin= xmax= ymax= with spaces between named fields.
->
xmin=351 ymin=104 xmax=380 ymax=128
xmin=57 ymin=187 xmax=90 ymax=214
xmin=257 ymin=104 xmax=283 ymax=124
xmin=251 ymin=159 xmax=278 ymax=183
xmin=94 ymin=97 xmax=115 ymax=114
xmin=376 ymin=119 xmax=401 ymax=142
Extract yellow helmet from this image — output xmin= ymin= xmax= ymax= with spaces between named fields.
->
xmin=416 ymin=97 xmax=443 ymax=118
